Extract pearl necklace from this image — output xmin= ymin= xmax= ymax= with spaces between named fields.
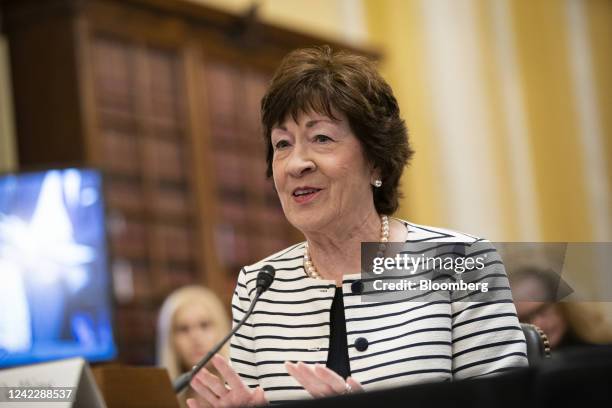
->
xmin=303 ymin=215 xmax=390 ymax=279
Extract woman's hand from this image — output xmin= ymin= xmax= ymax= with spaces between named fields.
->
xmin=187 ymin=354 xmax=267 ymax=408
xmin=285 ymin=361 xmax=363 ymax=398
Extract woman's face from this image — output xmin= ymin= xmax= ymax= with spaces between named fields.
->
xmin=271 ymin=111 xmax=377 ymax=234
xmin=513 ymin=276 xmax=568 ymax=348
xmin=173 ymin=303 xmax=217 ymax=370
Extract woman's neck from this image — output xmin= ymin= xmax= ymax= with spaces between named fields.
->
xmin=304 ymin=210 xmax=381 ymax=286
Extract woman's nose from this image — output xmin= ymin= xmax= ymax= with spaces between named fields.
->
xmin=286 ymin=144 xmax=315 ymax=177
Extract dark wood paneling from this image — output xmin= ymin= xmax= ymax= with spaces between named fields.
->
xmin=6 ymin=8 xmax=85 ymax=166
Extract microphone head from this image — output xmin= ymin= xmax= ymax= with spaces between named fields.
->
xmin=256 ymin=265 xmax=276 ymax=294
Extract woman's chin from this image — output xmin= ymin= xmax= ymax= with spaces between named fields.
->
xmin=288 ymin=215 xmax=332 ymax=235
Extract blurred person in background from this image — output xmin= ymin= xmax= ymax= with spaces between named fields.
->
xmin=157 ymin=286 xmax=230 ymax=408
xmin=186 ymin=46 xmax=527 ymax=407
xmin=511 ymin=266 xmax=612 ymax=350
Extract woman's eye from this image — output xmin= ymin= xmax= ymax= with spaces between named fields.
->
xmin=314 ymin=134 xmax=332 ymax=143
xmin=274 ymin=140 xmax=290 ymax=150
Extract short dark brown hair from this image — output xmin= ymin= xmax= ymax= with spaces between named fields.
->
xmin=261 ymin=45 xmax=413 ymax=215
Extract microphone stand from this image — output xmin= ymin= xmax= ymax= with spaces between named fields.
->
xmin=173 ymin=266 xmax=275 ymax=393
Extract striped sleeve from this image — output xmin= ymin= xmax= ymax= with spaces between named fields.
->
xmin=229 ymin=268 xmax=260 ymax=388
xmin=451 ymin=241 xmax=528 ymax=379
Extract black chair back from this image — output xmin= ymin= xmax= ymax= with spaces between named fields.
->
xmin=521 ymin=323 xmax=551 ymax=365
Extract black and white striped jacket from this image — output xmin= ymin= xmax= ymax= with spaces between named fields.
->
xmin=230 ymin=220 xmax=528 ymax=403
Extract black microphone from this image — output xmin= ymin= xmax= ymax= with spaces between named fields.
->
xmin=173 ymin=265 xmax=276 ymax=393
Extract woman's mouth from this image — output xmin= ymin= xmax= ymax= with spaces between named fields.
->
xmin=292 ymin=187 xmax=322 ymax=204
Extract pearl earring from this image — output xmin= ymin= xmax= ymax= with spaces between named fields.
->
xmin=374 ymin=180 xmax=382 ymax=188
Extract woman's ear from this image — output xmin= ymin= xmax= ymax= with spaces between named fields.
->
xmin=370 ymin=164 xmax=382 ymax=186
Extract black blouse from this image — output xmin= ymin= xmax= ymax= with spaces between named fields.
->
xmin=325 ymin=287 xmax=351 ymax=379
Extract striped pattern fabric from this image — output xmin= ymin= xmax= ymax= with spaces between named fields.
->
xmin=230 ymin=219 xmax=528 ymax=403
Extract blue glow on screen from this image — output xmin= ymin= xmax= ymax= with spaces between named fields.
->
xmin=0 ymin=168 xmax=116 ymax=367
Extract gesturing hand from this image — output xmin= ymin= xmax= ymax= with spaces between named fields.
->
xmin=187 ymin=354 xmax=267 ymax=408
xmin=285 ymin=361 xmax=363 ymax=398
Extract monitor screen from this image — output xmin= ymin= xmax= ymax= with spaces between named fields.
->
xmin=0 ymin=168 xmax=116 ymax=367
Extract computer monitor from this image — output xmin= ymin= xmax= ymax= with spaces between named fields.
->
xmin=0 ymin=168 xmax=116 ymax=367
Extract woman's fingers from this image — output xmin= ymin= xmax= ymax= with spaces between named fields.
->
xmin=186 ymin=398 xmax=201 ymax=408
xmin=191 ymin=357 xmax=360 ymax=406
xmin=294 ymin=363 xmax=338 ymax=396
xmin=286 ymin=361 xmax=365 ymax=399
xmin=189 ymin=354 xmax=268 ymax=408
xmin=199 ymin=366 xmax=230 ymax=397
xmin=284 ymin=362 xmax=301 ymax=381
xmin=285 ymin=362 xmax=334 ymax=398
xmin=252 ymin=387 xmax=267 ymax=405
xmin=346 ymin=376 xmax=364 ymax=393
xmin=295 ymin=362 xmax=335 ymax=396
xmin=312 ymin=364 xmax=347 ymax=394
xmin=190 ymin=374 xmax=221 ymax=407
xmin=211 ymin=354 xmax=248 ymax=394
xmin=285 ymin=362 xmax=313 ymax=394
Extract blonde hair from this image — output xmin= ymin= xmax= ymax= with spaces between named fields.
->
xmin=156 ymin=285 xmax=231 ymax=380
xmin=560 ymin=302 xmax=612 ymax=344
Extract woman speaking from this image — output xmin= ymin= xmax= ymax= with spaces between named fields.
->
xmin=187 ymin=46 xmax=528 ymax=407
